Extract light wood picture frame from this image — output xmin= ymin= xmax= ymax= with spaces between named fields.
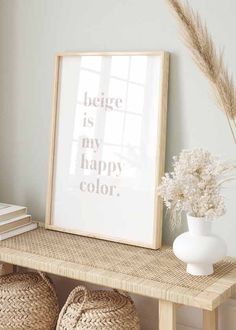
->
xmin=45 ymin=51 xmax=169 ymax=249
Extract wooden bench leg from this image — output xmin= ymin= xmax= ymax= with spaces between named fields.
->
xmin=203 ymin=309 xmax=218 ymax=330
xmin=159 ymin=300 xmax=176 ymax=330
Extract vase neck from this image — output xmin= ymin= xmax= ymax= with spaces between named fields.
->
xmin=187 ymin=215 xmax=212 ymax=236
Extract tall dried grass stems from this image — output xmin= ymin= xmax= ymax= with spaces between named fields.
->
xmin=167 ymin=0 xmax=236 ymax=143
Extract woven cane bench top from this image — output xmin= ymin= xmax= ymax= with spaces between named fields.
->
xmin=0 ymin=227 xmax=236 ymax=310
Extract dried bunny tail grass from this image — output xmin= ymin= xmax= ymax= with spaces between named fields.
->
xmin=167 ymin=0 xmax=236 ymax=143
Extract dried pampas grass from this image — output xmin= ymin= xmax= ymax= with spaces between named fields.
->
xmin=167 ymin=0 xmax=236 ymax=143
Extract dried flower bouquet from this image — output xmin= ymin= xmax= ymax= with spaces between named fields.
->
xmin=158 ymin=149 xmax=236 ymax=225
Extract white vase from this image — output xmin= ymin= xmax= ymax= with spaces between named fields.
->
xmin=173 ymin=215 xmax=227 ymax=276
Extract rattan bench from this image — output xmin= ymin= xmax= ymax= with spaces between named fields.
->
xmin=0 ymin=227 xmax=236 ymax=330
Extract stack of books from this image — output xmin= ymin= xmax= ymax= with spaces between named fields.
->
xmin=0 ymin=203 xmax=37 ymax=241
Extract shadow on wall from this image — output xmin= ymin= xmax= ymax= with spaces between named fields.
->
xmin=0 ymin=5 xmax=19 ymax=201
xmin=163 ymin=53 xmax=187 ymax=246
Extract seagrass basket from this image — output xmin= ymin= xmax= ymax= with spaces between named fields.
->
xmin=0 ymin=272 xmax=59 ymax=330
xmin=57 ymin=286 xmax=140 ymax=329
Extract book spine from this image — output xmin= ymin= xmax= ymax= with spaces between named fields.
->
xmin=0 ymin=216 xmax=31 ymax=234
xmin=0 ymin=223 xmax=37 ymax=241
xmin=0 ymin=208 xmax=27 ymax=222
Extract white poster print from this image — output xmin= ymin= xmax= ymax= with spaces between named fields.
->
xmin=48 ymin=53 xmax=169 ymax=248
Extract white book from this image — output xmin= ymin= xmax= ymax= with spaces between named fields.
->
xmin=0 ymin=203 xmax=27 ymax=221
xmin=0 ymin=215 xmax=32 ymax=233
xmin=0 ymin=222 xmax=37 ymax=241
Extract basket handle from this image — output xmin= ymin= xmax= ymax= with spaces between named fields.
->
xmin=113 ymin=289 xmax=132 ymax=301
xmin=38 ymin=272 xmax=56 ymax=294
xmin=56 ymin=286 xmax=88 ymax=329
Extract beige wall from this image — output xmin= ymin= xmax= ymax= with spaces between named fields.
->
xmin=0 ymin=1 xmax=235 ymax=329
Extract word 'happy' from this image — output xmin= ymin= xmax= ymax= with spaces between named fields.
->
xmin=81 ymin=154 xmax=122 ymax=177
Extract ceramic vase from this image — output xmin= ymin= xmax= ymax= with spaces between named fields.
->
xmin=173 ymin=215 xmax=227 ymax=276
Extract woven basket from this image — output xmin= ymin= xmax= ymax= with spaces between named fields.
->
xmin=0 ymin=272 xmax=59 ymax=330
xmin=57 ymin=286 xmax=140 ymax=329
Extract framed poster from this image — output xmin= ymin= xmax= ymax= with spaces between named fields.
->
xmin=46 ymin=52 xmax=169 ymax=249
